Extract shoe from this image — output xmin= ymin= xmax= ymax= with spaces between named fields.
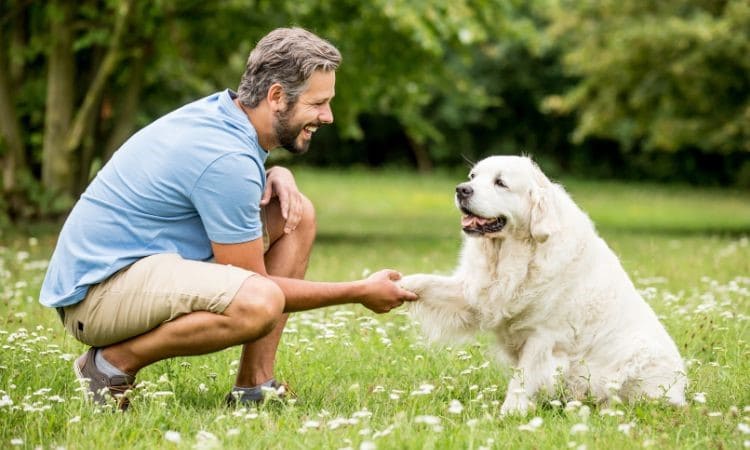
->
xmin=74 ymin=348 xmax=135 ymax=410
xmin=225 ymin=378 xmax=293 ymax=407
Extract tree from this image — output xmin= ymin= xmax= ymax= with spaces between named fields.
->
xmin=542 ymin=0 xmax=750 ymax=154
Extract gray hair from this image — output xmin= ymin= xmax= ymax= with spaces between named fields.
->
xmin=237 ymin=27 xmax=341 ymax=108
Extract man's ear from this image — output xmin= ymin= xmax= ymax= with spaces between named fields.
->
xmin=267 ymin=83 xmax=286 ymax=112
xmin=529 ymin=187 xmax=559 ymax=243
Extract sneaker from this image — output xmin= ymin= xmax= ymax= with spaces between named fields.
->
xmin=225 ymin=378 xmax=293 ymax=407
xmin=74 ymin=348 xmax=135 ymax=410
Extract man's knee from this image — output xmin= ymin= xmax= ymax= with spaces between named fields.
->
xmin=297 ymin=193 xmax=317 ymax=237
xmin=226 ymin=276 xmax=285 ymax=338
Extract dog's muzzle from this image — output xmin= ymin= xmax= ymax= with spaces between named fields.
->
xmin=455 ymin=182 xmax=506 ymax=235
xmin=456 ymin=183 xmax=473 ymax=201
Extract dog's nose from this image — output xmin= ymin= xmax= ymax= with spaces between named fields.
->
xmin=456 ymin=183 xmax=473 ymax=199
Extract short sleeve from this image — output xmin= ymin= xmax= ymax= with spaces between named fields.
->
xmin=191 ymin=152 xmax=265 ymax=244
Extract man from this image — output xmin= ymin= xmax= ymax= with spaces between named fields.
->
xmin=39 ymin=27 xmax=417 ymax=410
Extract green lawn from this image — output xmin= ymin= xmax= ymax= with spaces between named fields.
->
xmin=1 ymin=167 xmax=749 ymax=449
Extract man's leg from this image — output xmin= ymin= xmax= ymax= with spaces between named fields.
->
xmin=66 ymin=255 xmax=285 ymax=409
xmin=100 ymin=274 xmax=285 ymax=375
xmin=233 ymin=195 xmax=316 ymax=387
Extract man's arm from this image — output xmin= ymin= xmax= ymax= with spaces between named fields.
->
xmin=211 ymin=240 xmax=417 ymax=313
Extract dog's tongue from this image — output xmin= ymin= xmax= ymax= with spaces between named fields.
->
xmin=462 ymin=215 xmax=491 ymax=228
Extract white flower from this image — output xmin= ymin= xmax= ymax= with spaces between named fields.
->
xmin=0 ymin=395 xmax=13 ymax=407
xmin=565 ymin=400 xmax=582 ymax=411
xmin=448 ymin=399 xmax=464 ymax=414
xmin=352 ymin=409 xmax=373 ymax=419
xmin=693 ymin=392 xmax=707 ymax=404
xmin=10 ymin=439 xmax=23 ymax=446
xmin=739 ymin=423 xmax=750 ymax=435
xmin=150 ymin=391 xmax=174 ymax=398
xmin=302 ymin=420 xmax=320 ymax=429
xmin=410 ymin=384 xmax=435 ymax=396
xmin=570 ymin=423 xmax=589 ymax=434
xmin=618 ymin=422 xmax=635 ymax=435
xmin=194 ymin=430 xmax=219 ymax=450
xmin=518 ymin=417 xmax=543 ymax=432
xmin=373 ymin=424 xmax=394 ymax=438
xmin=414 ymin=415 xmax=441 ymax=425
xmin=360 ymin=441 xmax=376 ymax=450
xmin=164 ymin=431 xmax=181 ymax=443
xmin=69 ymin=416 xmax=81 ymax=424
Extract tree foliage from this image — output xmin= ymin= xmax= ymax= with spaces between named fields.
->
xmin=542 ymin=0 xmax=750 ymax=154
xmin=0 ymin=0 xmax=747 ymax=222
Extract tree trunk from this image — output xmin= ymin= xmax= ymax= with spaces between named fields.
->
xmin=41 ymin=0 xmax=75 ymax=195
xmin=74 ymin=101 xmax=100 ymax=196
xmin=407 ymin=135 xmax=434 ymax=172
xmin=103 ymin=48 xmax=146 ymax=162
xmin=65 ymin=0 xmax=134 ymax=196
xmin=41 ymin=0 xmax=134 ymax=201
xmin=0 ymin=42 xmax=26 ymax=196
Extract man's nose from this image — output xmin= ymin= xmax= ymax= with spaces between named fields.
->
xmin=319 ymin=104 xmax=333 ymax=124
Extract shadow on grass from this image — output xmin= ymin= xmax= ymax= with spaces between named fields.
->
xmin=598 ymin=225 xmax=750 ymax=238
xmin=319 ymin=226 xmax=750 ymax=244
xmin=316 ymin=231 xmax=457 ymax=244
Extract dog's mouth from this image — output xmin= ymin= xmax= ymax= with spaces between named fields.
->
xmin=460 ymin=208 xmax=507 ymax=235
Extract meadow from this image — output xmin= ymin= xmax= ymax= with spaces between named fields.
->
xmin=1 ymin=167 xmax=748 ymax=449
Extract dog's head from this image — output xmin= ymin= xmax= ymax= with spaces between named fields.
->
xmin=455 ymin=155 xmax=559 ymax=242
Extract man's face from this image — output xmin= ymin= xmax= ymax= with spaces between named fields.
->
xmin=274 ymin=70 xmax=335 ymax=154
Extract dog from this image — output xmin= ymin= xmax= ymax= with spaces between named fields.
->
xmin=399 ymin=155 xmax=686 ymax=415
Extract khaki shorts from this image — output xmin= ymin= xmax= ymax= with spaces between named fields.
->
xmin=62 ymin=253 xmax=256 ymax=347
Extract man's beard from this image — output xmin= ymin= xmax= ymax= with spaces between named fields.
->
xmin=274 ymin=105 xmax=311 ymax=154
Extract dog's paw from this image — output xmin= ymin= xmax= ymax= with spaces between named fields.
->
xmin=397 ymin=274 xmax=433 ymax=295
xmin=500 ymin=391 xmax=533 ymax=417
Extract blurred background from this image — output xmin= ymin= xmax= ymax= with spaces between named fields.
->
xmin=0 ymin=0 xmax=748 ymax=223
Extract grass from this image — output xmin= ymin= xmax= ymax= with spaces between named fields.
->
xmin=1 ymin=166 xmax=749 ymax=449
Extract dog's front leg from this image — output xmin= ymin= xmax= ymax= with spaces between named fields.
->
xmin=399 ymin=274 xmax=477 ymax=342
xmin=500 ymin=335 xmax=567 ymax=416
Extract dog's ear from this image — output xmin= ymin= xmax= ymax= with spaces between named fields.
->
xmin=530 ymin=187 xmax=559 ymax=243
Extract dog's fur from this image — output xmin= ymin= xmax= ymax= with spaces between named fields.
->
xmin=399 ymin=155 xmax=686 ymax=415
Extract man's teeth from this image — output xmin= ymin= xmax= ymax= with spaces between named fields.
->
xmin=304 ymin=125 xmax=318 ymax=133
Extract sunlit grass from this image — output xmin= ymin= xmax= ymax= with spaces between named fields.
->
xmin=1 ymin=167 xmax=748 ymax=449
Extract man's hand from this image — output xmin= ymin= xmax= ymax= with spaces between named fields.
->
xmin=262 ymin=166 xmax=303 ymax=234
xmin=358 ymin=270 xmax=419 ymax=314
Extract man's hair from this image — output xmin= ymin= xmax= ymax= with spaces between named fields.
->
xmin=237 ymin=27 xmax=341 ymax=108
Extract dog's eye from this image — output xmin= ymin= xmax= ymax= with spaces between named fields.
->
xmin=469 ymin=173 xmax=476 ymax=180
xmin=495 ymin=177 xmax=507 ymax=188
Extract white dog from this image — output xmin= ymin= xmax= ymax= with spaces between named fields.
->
xmin=399 ymin=155 xmax=686 ymax=415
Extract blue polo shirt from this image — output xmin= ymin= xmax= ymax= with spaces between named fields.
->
xmin=39 ymin=90 xmax=268 ymax=308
